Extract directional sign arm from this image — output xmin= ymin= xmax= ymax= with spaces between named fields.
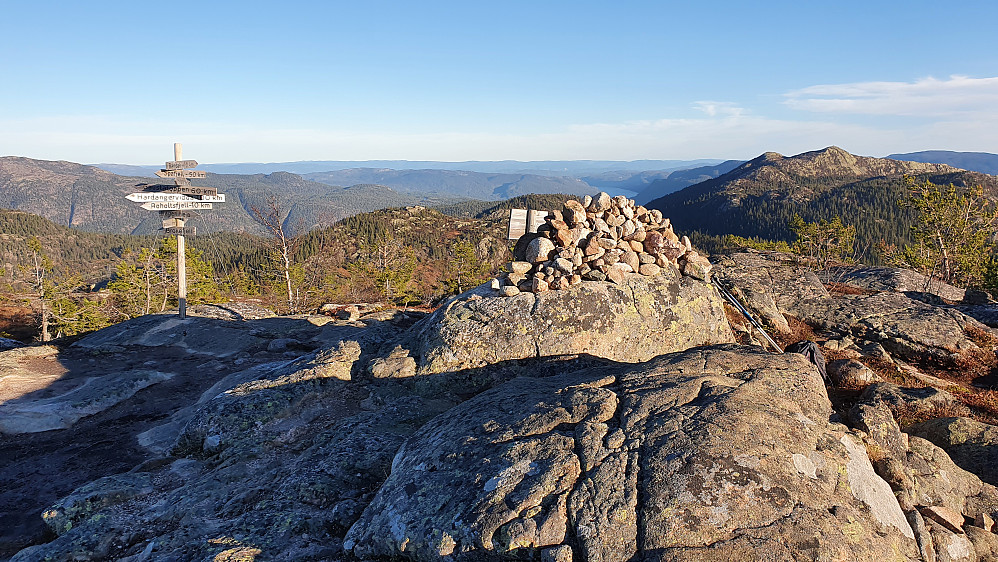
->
xmin=140 ymin=201 xmax=213 ymax=211
xmin=164 ymin=226 xmax=197 ymax=235
xmin=127 ymin=192 xmax=224 ymax=203
xmin=165 ymin=160 xmax=199 ymax=170
xmin=155 ymin=170 xmax=207 ymax=179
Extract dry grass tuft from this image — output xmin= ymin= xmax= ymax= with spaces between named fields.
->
xmin=864 ymin=441 xmax=888 ymax=465
xmin=893 ymin=401 xmax=972 ymax=428
xmin=777 ymin=315 xmax=817 ymax=349
xmin=961 ymin=390 xmax=998 ymax=425
xmin=965 ymin=325 xmax=998 ymax=348
xmin=824 ymin=282 xmax=878 ymax=296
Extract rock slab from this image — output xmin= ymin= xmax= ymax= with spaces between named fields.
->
xmin=403 ymin=269 xmax=734 ymax=375
xmin=345 ymin=345 xmax=918 ymax=561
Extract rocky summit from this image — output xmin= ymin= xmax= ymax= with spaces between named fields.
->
xmin=2 ymin=253 xmax=998 ymax=561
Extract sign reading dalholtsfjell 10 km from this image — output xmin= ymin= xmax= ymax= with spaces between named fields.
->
xmin=125 ymin=143 xmax=224 ymax=319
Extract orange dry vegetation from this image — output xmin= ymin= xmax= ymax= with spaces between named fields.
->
xmin=0 ymin=302 xmax=36 ymax=341
xmin=775 ymin=315 xmax=816 ymax=349
xmin=824 ymin=282 xmax=877 ymax=297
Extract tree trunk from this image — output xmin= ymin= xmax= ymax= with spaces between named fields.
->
xmin=283 ymin=249 xmax=293 ymax=313
xmin=40 ymin=298 xmax=50 ymax=342
xmin=936 ymin=230 xmax=952 ymax=283
xmin=144 ymin=261 xmax=152 ymax=316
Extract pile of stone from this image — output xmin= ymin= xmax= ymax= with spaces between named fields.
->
xmin=493 ymin=192 xmax=713 ymax=296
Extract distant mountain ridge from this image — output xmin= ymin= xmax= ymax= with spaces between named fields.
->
xmin=0 ymin=157 xmax=454 ymax=236
xmin=633 ymin=160 xmax=744 ymax=204
xmin=887 ymin=150 xmax=998 ymax=175
xmin=646 ymin=146 xmax=998 ymax=260
xmin=94 ymin=159 xmax=733 ymax=202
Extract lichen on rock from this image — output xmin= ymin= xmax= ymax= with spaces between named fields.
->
xmin=397 ymin=267 xmax=733 ymax=375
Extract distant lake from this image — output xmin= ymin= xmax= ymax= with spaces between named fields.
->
xmin=597 ymin=187 xmax=639 ymax=199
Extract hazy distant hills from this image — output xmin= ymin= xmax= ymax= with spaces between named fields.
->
xmin=0 ymin=157 xmax=454 ymax=236
xmin=95 ymin=159 xmax=725 ymax=177
xmin=887 ymin=150 xmax=998 ymax=175
xmin=646 ymin=146 xmax=998 ymax=259
xmin=94 ymin=159 xmax=735 ymax=201
xmin=303 ymin=168 xmax=596 ymax=200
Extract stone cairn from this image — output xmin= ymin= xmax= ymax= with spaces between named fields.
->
xmin=492 ymin=192 xmax=713 ymax=296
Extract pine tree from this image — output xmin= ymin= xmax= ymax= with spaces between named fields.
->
xmin=444 ymin=239 xmax=489 ymax=295
xmin=888 ymin=180 xmax=998 ymax=289
xmin=789 ymin=214 xmax=856 ymax=269
xmin=372 ymin=234 xmax=416 ymax=305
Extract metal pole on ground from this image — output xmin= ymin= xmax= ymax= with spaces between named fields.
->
xmin=712 ymin=279 xmax=783 ymax=353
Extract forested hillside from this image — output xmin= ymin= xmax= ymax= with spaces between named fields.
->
xmin=1 ymin=203 xmax=511 ymax=340
xmin=435 ymin=193 xmax=581 ymax=219
xmin=647 ymin=147 xmax=998 ymax=262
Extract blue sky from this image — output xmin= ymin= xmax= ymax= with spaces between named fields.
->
xmin=2 ymin=0 xmax=997 ymax=164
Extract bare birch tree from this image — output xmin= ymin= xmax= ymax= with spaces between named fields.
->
xmin=251 ymin=195 xmax=306 ymax=313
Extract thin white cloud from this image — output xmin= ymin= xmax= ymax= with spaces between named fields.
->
xmin=784 ymin=75 xmax=998 ymax=116
xmin=692 ymin=101 xmax=745 ymax=118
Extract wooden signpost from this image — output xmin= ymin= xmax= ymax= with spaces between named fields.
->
xmin=125 ymin=143 xmax=223 ymax=319
xmin=165 ymin=160 xmax=198 ymax=170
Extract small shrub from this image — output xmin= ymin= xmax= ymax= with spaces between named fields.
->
xmin=962 ymin=390 xmax=998 ymax=425
xmin=778 ymin=315 xmax=816 ymax=349
xmin=894 ymin=401 xmax=971 ymax=428
xmin=965 ymin=325 xmax=998 ymax=348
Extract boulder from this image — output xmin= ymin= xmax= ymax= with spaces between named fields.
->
xmin=967 ymin=525 xmax=998 ymax=559
xmin=678 ymin=251 xmax=712 ymax=281
xmin=926 ymin=519 xmax=975 ymax=562
xmin=824 ymin=265 xmax=966 ymax=302
xmin=526 ymin=237 xmax=556 ymax=263
xmin=41 ymin=473 xmax=153 ymax=536
xmin=0 ymin=368 xmax=174 ymax=435
xmin=8 ymin=355 xmax=612 ymax=562
xmin=336 ymin=305 xmax=361 ymax=321
xmin=400 ymin=270 xmax=734 ymax=375
xmin=859 ymin=382 xmax=961 ymax=422
xmin=827 ymin=358 xmax=880 ymax=387
xmin=72 ymin=314 xmax=274 ymax=358
xmin=345 ymin=345 xmax=918 ymax=561
xmin=793 ymin=292 xmax=995 ymax=367
xmin=958 ymin=304 xmax=998 ymax=329
xmin=908 ymin=417 xmax=998 ymax=486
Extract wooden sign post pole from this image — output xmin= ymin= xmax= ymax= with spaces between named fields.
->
xmin=174 ymin=143 xmax=187 ymax=319
xmin=126 ymin=142 xmax=219 ymax=319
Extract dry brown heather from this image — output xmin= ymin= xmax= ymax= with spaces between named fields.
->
xmin=494 ymin=191 xmax=712 ymax=296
